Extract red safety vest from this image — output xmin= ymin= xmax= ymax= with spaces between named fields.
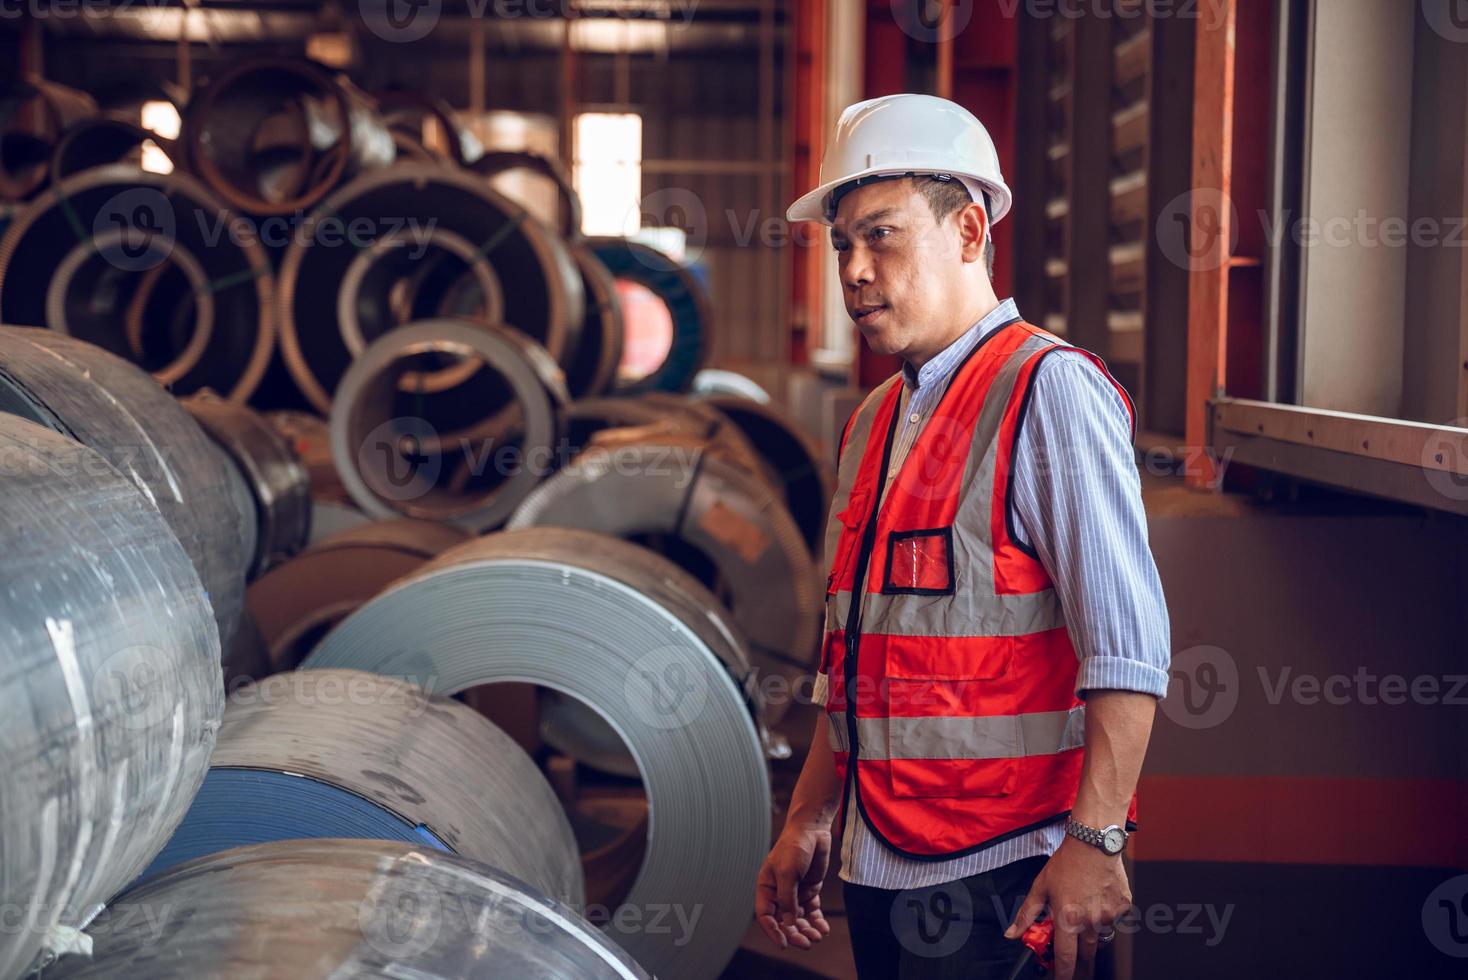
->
xmin=822 ymin=318 xmax=1138 ymax=859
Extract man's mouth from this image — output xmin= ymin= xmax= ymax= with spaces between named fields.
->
xmin=852 ymin=304 xmax=886 ymax=325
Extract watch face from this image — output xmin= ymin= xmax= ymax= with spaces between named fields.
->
xmin=1102 ymin=827 xmax=1126 ymax=855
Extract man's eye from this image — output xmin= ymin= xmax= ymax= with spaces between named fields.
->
xmin=833 ymin=239 xmax=850 ymax=253
xmin=869 ymin=227 xmax=892 ymax=243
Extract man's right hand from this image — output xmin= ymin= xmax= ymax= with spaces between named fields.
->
xmin=754 ymin=824 xmax=833 ymax=950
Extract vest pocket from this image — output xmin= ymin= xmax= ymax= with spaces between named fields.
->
xmin=881 ymin=526 xmax=955 ymax=596
xmin=825 ymin=487 xmax=871 ymax=592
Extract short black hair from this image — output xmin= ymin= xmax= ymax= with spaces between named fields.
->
xmin=830 ymin=173 xmax=995 ymax=278
xmin=914 ymin=176 xmax=995 ymax=279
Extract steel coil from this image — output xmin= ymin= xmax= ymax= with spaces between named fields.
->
xmin=591 ymin=237 xmax=710 ymax=394
xmin=307 ymin=498 xmax=371 ymax=541
xmin=565 ymin=240 xmax=625 ymax=399
xmin=49 ymin=118 xmax=179 ymax=186
xmin=564 ymin=393 xmax=769 ymax=483
xmin=0 ymin=326 xmax=254 ymax=652
xmin=302 ymin=527 xmax=771 ymax=980
xmin=691 ymin=367 xmax=771 ymax=402
xmin=276 ymin=163 xmax=583 ymax=414
xmin=508 ymin=439 xmax=820 ymax=720
xmin=376 ymin=91 xmax=482 ymax=166
xmin=183 ymin=391 xmax=312 ymax=580
xmin=52 ymin=839 xmax=649 ymax=979
xmin=182 ymin=58 xmax=394 ymax=216
xmin=0 ymin=165 xmax=276 ymax=402
xmin=140 ymin=669 xmax=583 ymax=903
xmin=471 ymin=149 xmax=584 ymax=241
xmin=699 ymin=394 xmax=833 ymax=556
xmin=330 ymin=319 xmax=568 ymax=530
xmin=263 ymin=408 xmax=347 ymax=502
xmin=0 ymin=78 xmax=96 ymax=201
xmin=524 ymin=525 xmax=781 ymax=778
xmin=0 ymin=415 xmax=222 ymax=978
xmin=246 ymin=518 xmax=468 ymax=673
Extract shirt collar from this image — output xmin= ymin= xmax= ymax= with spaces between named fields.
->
xmin=901 ymin=298 xmax=1022 ymax=391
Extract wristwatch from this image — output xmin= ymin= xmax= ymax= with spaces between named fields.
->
xmin=1064 ymin=817 xmax=1128 ymax=856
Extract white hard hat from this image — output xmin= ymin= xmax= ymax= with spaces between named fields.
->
xmin=786 ymin=93 xmax=1012 ymax=227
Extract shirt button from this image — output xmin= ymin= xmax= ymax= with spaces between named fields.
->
xmin=908 ymin=413 xmax=920 ymax=424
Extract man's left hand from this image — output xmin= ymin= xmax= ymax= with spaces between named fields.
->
xmin=1003 ymin=836 xmax=1131 ymax=980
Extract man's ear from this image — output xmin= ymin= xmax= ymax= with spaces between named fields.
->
xmin=957 ymin=203 xmax=989 ymax=263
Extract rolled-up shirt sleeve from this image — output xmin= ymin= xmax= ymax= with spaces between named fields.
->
xmin=1010 ymin=351 xmax=1172 ymax=699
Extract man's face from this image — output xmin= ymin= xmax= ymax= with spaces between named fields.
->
xmin=830 ymin=179 xmax=968 ymax=359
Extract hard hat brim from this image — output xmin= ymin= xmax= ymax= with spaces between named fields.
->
xmin=786 ymin=168 xmax=1013 ymax=227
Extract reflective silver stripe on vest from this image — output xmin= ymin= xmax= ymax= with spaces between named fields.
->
xmin=824 ymin=376 xmax=902 ymax=574
xmin=953 ymin=331 xmax=1062 ymax=595
xmin=826 ymin=705 xmax=1086 ymax=759
xmin=824 ymin=588 xmax=1065 ymax=638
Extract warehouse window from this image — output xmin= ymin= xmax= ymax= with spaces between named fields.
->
xmin=573 ymin=112 xmax=642 ymax=237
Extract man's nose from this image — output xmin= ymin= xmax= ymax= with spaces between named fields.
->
xmin=842 ymin=249 xmax=873 ymax=291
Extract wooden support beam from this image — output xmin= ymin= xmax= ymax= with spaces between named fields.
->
xmin=1184 ymin=0 xmax=1237 ymax=490
xmin=1064 ymin=10 xmax=1113 ymax=357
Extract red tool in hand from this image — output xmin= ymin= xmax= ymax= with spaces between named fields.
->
xmin=1006 ymin=918 xmax=1055 ymax=979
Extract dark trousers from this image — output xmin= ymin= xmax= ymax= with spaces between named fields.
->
xmin=843 ymin=855 xmax=1048 ymax=980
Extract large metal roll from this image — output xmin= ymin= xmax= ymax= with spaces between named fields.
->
xmin=471 ymin=149 xmax=584 ymax=241
xmin=565 ymin=240 xmax=625 ymax=399
xmin=524 ymin=525 xmax=780 ymax=778
xmin=691 ymin=367 xmax=771 ymax=402
xmin=0 ymin=165 xmax=276 ymax=401
xmin=0 ymin=415 xmax=223 ymax=979
xmin=276 ymin=163 xmax=583 ymax=413
xmin=376 ymin=90 xmax=481 ymax=166
xmin=302 ymin=528 xmax=771 ymax=980
xmin=564 ymin=392 xmax=774 ymax=486
xmin=183 ymin=390 xmax=311 ymax=580
xmin=508 ymin=439 xmax=821 ymax=716
xmin=0 ymin=326 xmax=253 ymax=652
xmin=49 ymin=117 xmax=180 ymax=185
xmin=699 ymin=394 xmax=834 ymax=556
xmin=52 ymin=839 xmax=649 ymax=979
xmin=330 ymin=319 xmax=568 ymax=531
xmin=0 ymin=77 xmax=96 ymax=201
xmin=246 ymin=518 xmax=468 ymax=673
xmin=591 ymin=236 xmax=710 ymax=394
xmin=140 ymin=669 xmax=583 ymax=902
xmin=181 ymin=58 xmax=394 ymax=216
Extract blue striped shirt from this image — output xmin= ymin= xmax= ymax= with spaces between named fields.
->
xmin=813 ymin=298 xmax=1171 ymax=889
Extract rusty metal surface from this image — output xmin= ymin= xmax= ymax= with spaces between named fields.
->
xmin=0 ymin=166 xmax=276 ymax=402
xmin=245 ymin=518 xmax=468 ymax=672
xmin=275 ymin=164 xmax=583 ymax=414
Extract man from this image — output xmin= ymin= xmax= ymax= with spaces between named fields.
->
xmin=754 ymin=94 xmax=1171 ymax=980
